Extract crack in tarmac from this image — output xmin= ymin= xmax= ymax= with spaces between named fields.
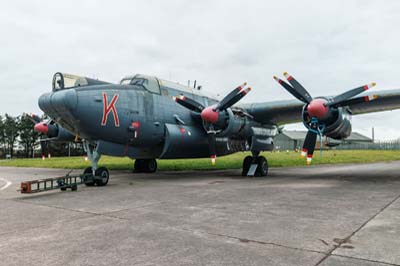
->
xmin=314 ymin=193 xmax=400 ymax=266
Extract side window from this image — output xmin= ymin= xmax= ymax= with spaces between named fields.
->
xmin=145 ymin=77 xmax=161 ymax=94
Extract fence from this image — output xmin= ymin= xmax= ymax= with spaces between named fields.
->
xmin=274 ymin=139 xmax=400 ymax=151
xmin=337 ymin=140 xmax=400 ymax=150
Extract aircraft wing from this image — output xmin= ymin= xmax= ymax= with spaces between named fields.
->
xmin=241 ymin=89 xmax=400 ymax=125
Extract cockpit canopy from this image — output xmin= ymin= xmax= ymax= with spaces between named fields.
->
xmin=52 ymin=72 xmax=109 ymax=91
xmin=120 ymin=74 xmax=161 ymax=94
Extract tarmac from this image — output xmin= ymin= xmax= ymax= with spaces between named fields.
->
xmin=0 ymin=161 xmax=400 ymax=266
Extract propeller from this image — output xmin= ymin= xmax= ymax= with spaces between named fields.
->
xmin=173 ymin=82 xmax=251 ymax=164
xmin=274 ymin=72 xmax=377 ymax=164
xmin=24 ymin=113 xmax=59 ymax=138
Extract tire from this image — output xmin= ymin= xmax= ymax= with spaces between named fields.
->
xmin=84 ymin=167 xmax=95 ymax=186
xmin=60 ymin=187 xmax=67 ymax=191
xmin=134 ymin=159 xmax=145 ymax=173
xmin=95 ymin=167 xmax=109 ymax=186
xmin=242 ymin=156 xmax=254 ymax=176
xmin=144 ymin=159 xmax=157 ymax=173
xmin=255 ymin=156 xmax=268 ymax=177
xmin=71 ymin=184 xmax=78 ymax=191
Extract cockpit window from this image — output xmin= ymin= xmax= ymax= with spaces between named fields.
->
xmin=131 ymin=75 xmax=160 ymax=94
xmin=53 ymin=72 xmax=89 ymax=91
xmin=52 ymin=72 xmax=110 ymax=91
xmin=131 ymin=78 xmax=147 ymax=87
xmin=120 ymin=78 xmax=132 ymax=85
xmin=119 ymin=74 xmax=161 ymax=94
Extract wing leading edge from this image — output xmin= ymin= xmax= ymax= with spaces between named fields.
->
xmin=241 ymin=88 xmax=400 ymax=125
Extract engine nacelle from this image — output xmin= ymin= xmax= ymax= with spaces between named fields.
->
xmin=302 ymin=106 xmax=352 ymax=140
xmin=214 ymin=109 xmax=247 ymax=137
xmin=46 ymin=124 xmax=75 ymax=142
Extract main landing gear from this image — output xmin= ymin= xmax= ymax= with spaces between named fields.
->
xmin=134 ymin=159 xmax=157 ymax=173
xmin=242 ymin=151 xmax=268 ymax=177
xmin=82 ymin=141 xmax=109 ymax=186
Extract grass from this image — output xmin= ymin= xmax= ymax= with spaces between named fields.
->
xmin=0 ymin=150 xmax=399 ymax=171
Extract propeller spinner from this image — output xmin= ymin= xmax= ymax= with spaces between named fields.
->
xmin=173 ymin=82 xmax=251 ymax=164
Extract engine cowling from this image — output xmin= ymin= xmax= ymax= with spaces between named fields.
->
xmin=213 ymin=109 xmax=247 ymax=138
xmin=302 ymin=104 xmax=352 ymax=140
xmin=34 ymin=122 xmax=75 ymax=142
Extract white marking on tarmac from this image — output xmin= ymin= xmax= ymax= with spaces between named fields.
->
xmin=0 ymin=178 xmax=12 ymax=191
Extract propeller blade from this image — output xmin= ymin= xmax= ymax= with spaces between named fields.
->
xmin=333 ymin=94 xmax=378 ymax=107
xmin=215 ymin=82 xmax=248 ymax=110
xmin=273 ymin=76 xmax=309 ymax=103
xmin=207 ymin=130 xmax=217 ymax=165
xmin=173 ymin=95 xmax=204 ymax=113
xmin=328 ymin=82 xmax=376 ymax=106
xmin=218 ymin=86 xmax=251 ymax=111
xmin=283 ymin=72 xmax=313 ymax=103
xmin=303 ymin=130 xmax=317 ymax=165
xmin=24 ymin=113 xmax=42 ymax=124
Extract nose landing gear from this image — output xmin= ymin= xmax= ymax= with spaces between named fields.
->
xmin=83 ymin=141 xmax=109 ymax=186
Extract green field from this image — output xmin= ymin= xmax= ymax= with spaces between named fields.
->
xmin=0 ymin=150 xmax=399 ymax=171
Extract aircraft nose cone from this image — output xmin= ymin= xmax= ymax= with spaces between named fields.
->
xmin=307 ymin=99 xmax=329 ymax=119
xmin=39 ymin=89 xmax=77 ymax=116
xmin=201 ymin=106 xmax=219 ymax=124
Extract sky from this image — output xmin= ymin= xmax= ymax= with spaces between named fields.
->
xmin=1 ymin=0 xmax=400 ymax=140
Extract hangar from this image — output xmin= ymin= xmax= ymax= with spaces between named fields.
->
xmin=274 ymin=130 xmax=373 ymax=151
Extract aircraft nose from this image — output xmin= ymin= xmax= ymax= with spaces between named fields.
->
xmin=39 ymin=89 xmax=77 ymax=113
xmin=38 ymin=89 xmax=78 ymax=119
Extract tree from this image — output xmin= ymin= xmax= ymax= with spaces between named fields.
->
xmin=0 ymin=115 xmax=4 ymax=157
xmin=18 ymin=115 xmax=40 ymax=158
xmin=3 ymin=114 xmax=19 ymax=157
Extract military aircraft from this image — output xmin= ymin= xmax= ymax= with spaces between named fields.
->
xmin=32 ymin=72 xmax=400 ymax=186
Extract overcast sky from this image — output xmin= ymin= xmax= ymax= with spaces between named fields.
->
xmin=1 ymin=0 xmax=400 ymax=140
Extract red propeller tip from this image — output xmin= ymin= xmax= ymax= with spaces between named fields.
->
xmin=364 ymin=94 xmax=378 ymax=102
xmin=273 ymin=76 xmax=283 ymax=84
xmin=34 ymin=122 xmax=48 ymax=134
xmin=241 ymin=87 xmax=251 ymax=95
xmin=363 ymin=82 xmax=376 ymax=91
xmin=210 ymin=155 xmax=216 ymax=165
xmin=283 ymin=72 xmax=293 ymax=81
xmin=236 ymin=82 xmax=247 ymax=91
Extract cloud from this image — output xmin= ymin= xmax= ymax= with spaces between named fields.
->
xmin=0 ymin=0 xmax=399 ymax=139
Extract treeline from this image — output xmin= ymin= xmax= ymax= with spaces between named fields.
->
xmin=0 ymin=114 xmax=83 ymax=159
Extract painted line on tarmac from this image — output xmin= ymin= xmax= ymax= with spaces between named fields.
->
xmin=0 ymin=178 xmax=12 ymax=191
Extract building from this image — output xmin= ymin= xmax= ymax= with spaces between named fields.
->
xmin=274 ymin=130 xmax=373 ymax=151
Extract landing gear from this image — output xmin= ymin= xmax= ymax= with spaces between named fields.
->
xmin=241 ymin=152 xmax=268 ymax=177
xmin=82 ymin=141 xmax=109 ymax=186
xmin=94 ymin=167 xmax=109 ymax=186
xmin=134 ymin=159 xmax=157 ymax=173
xmin=84 ymin=166 xmax=95 ymax=186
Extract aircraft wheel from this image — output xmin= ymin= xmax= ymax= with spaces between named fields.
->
xmin=134 ymin=159 xmax=145 ymax=173
xmin=84 ymin=167 xmax=95 ymax=186
xmin=144 ymin=159 xmax=157 ymax=173
xmin=255 ymin=156 xmax=268 ymax=177
xmin=241 ymin=156 xmax=253 ymax=176
xmin=95 ymin=167 xmax=109 ymax=186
